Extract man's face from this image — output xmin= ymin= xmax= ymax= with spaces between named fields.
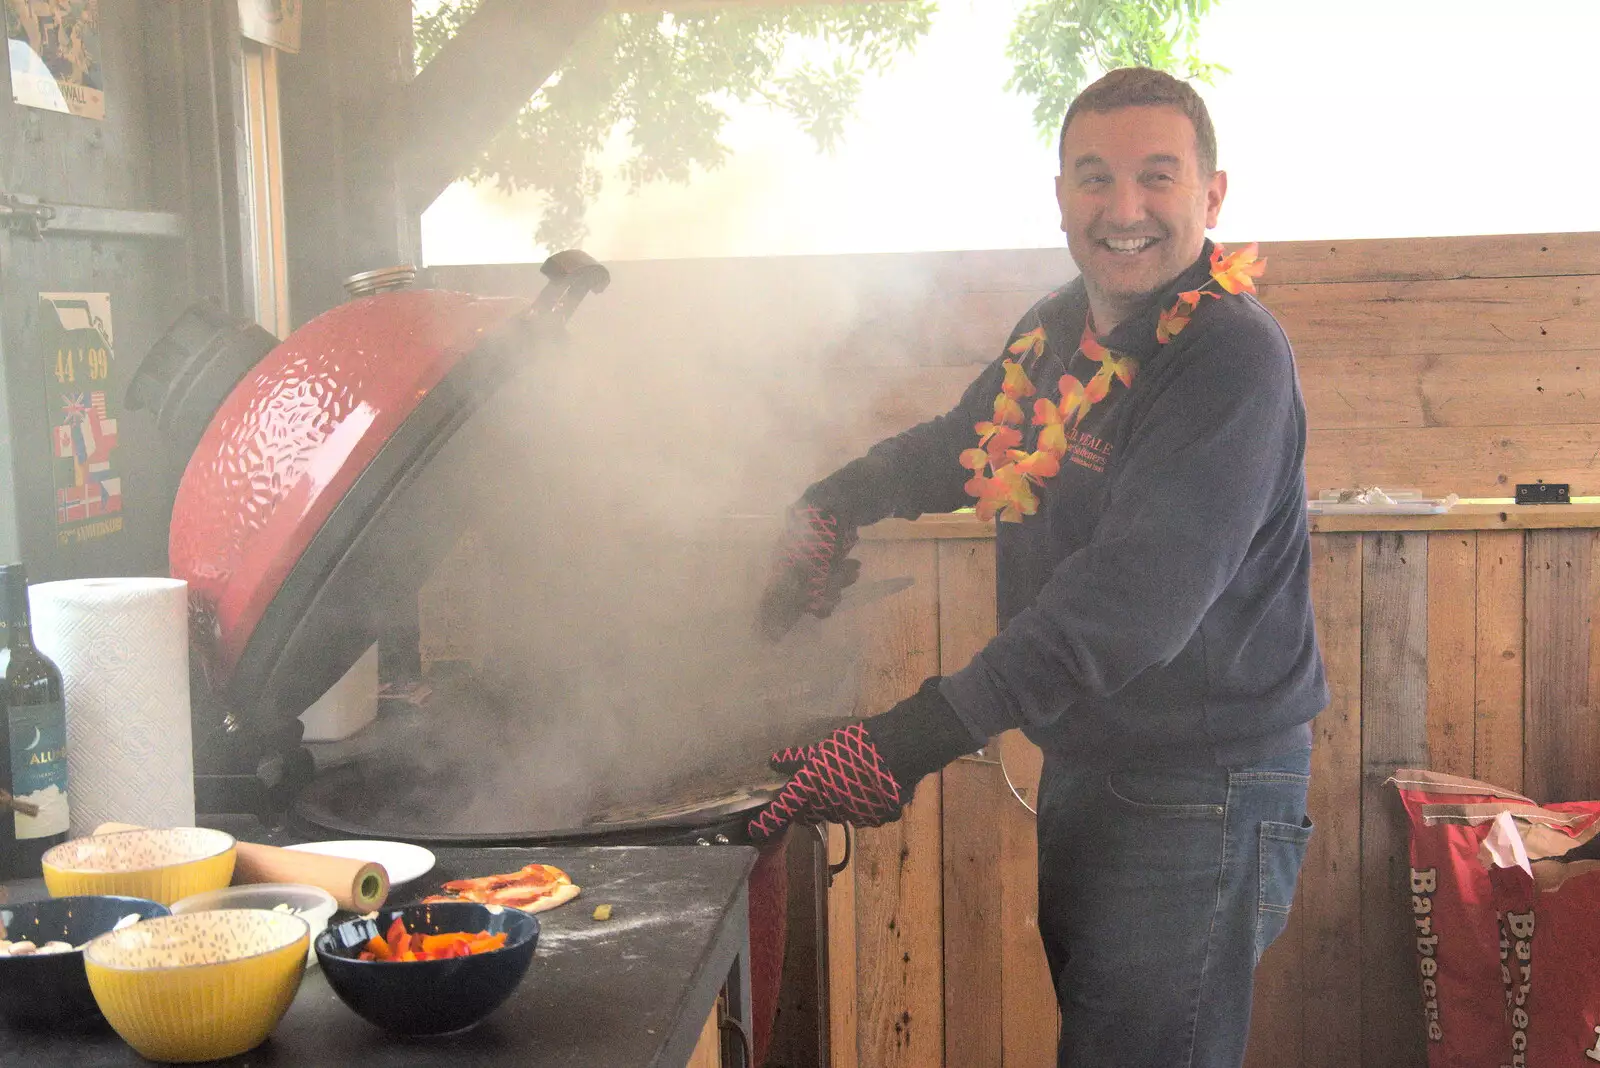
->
xmin=1055 ymin=105 xmax=1227 ymax=330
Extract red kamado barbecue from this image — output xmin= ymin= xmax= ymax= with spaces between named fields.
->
xmin=129 ymin=254 xmax=803 ymax=1065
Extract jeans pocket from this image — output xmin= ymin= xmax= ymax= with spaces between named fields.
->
xmin=1256 ymin=816 xmax=1313 ymax=961
xmin=1104 ymin=767 xmax=1228 ymax=820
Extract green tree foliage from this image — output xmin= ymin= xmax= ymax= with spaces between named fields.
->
xmin=1006 ymin=0 xmax=1225 ymax=140
xmin=414 ymin=1 xmax=933 ymax=249
xmin=413 ymin=1 xmax=1223 ymax=248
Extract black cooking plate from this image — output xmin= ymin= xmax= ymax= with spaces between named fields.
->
xmin=292 ymin=762 xmax=779 ymax=847
xmin=289 ymin=673 xmax=791 ymax=847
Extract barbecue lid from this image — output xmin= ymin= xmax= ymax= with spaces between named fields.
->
xmin=164 ymin=253 xmax=610 ymax=736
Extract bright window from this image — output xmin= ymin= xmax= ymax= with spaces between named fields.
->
xmin=241 ymin=39 xmax=290 ymax=336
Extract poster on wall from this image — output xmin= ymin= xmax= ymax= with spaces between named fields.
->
xmin=3 ymin=0 xmax=105 ymax=120
xmin=39 ymin=293 xmax=123 ymax=547
xmin=238 ymin=0 xmax=300 ymax=53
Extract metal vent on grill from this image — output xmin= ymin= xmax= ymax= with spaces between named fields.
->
xmin=343 ymin=265 xmax=418 ymax=298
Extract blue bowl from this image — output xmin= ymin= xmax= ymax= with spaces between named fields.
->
xmin=0 ymin=895 xmax=171 ymax=1029
xmin=314 ymin=901 xmax=539 ymax=1036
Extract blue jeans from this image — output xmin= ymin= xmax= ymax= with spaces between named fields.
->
xmin=1036 ymin=746 xmax=1313 ymax=1068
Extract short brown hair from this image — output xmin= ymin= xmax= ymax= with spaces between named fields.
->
xmin=1058 ymin=67 xmax=1218 ymax=176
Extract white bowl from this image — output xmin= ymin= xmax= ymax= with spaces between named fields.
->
xmin=170 ymin=883 xmax=337 ymax=967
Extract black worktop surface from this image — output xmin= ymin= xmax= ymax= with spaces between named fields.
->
xmin=0 ymin=843 xmax=757 ymax=1068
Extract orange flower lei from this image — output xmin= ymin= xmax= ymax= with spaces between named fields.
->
xmin=963 ymin=243 xmax=1266 ymax=522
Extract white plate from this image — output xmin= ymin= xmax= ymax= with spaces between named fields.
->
xmin=285 ymin=840 xmax=436 ymax=888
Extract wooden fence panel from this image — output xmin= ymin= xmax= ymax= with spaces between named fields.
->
xmin=1305 ymin=424 xmax=1600 ymax=500
xmin=1255 ymin=232 xmax=1600 ymax=284
xmin=1295 ymin=349 xmax=1600 ymax=432
xmin=1296 ymin=533 xmax=1366 ymax=1068
xmin=996 ymin=788 xmax=1054 ymax=1068
xmin=1259 ymin=276 xmax=1600 ymax=358
xmin=935 ymin=537 xmax=1057 ymax=1068
xmin=435 ymin=233 xmax=1600 ymax=505
xmin=940 ymin=758 xmax=1001 ymax=1068
xmin=1359 ymin=533 xmax=1431 ymax=1068
xmin=1425 ymin=532 xmax=1478 ymax=778
xmin=1523 ymin=530 xmax=1599 ymax=803
xmin=939 ymin=540 xmax=1003 ymax=1068
xmin=850 ymin=538 xmax=944 ymax=1068
xmin=1475 ymin=531 xmax=1526 ymax=790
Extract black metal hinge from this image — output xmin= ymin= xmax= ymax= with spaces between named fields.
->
xmin=0 ymin=190 xmax=183 ymax=240
xmin=0 ymin=192 xmax=55 ymax=238
xmin=1515 ymin=481 xmax=1571 ymax=505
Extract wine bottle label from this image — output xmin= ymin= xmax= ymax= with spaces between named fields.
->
xmin=8 ymin=701 xmax=69 ymax=839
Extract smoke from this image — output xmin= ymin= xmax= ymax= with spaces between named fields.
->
xmin=342 ymin=252 xmax=987 ymax=835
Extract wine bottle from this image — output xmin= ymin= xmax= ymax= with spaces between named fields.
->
xmin=1 ymin=563 xmax=70 ymax=879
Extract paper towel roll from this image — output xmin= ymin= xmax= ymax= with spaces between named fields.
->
xmin=29 ymin=578 xmax=194 ymax=837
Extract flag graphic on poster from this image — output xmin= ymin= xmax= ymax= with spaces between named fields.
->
xmin=4 ymin=0 xmax=105 ymax=120
xmin=40 ymin=293 xmax=123 ymax=543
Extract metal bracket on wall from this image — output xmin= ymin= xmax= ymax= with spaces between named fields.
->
xmin=0 ymin=191 xmax=183 ymax=240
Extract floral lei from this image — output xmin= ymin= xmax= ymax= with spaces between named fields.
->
xmin=961 ymin=243 xmax=1266 ymax=522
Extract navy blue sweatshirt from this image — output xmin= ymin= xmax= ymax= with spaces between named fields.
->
xmin=811 ymin=242 xmax=1327 ymax=767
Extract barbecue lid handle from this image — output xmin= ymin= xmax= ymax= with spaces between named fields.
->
xmin=531 ymin=249 xmax=610 ymax=323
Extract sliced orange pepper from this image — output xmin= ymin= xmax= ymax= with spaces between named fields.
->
xmin=421 ymin=932 xmax=472 ymax=954
xmin=466 ymin=933 xmax=507 ymax=954
xmin=364 ymin=935 xmax=392 ymax=960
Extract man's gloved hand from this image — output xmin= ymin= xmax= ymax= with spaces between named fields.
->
xmin=748 ymin=677 xmax=981 ymax=842
xmin=755 ymin=501 xmax=861 ymax=641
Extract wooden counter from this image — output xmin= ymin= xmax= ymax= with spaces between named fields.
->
xmin=1308 ymin=498 xmax=1600 ymax=532
xmin=827 ymin=504 xmax=1600 ymax=1068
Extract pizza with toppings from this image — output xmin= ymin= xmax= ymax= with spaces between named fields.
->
xmin=421 ymin=862 xmax=581 ymax=913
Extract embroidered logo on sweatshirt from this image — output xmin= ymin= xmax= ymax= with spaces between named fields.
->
xmin=1064 ymin=428 xmax=1113 ymax=473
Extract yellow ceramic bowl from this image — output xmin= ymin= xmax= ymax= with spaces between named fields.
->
xmin=41 ymin=828 xmax=237 ymax=906
xmin=83 ymin=910 xmax=308 ymax=1063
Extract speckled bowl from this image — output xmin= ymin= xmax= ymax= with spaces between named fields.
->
xmin=41 ymin=828 xmax=236 ymax=906
xmin=171 ymin=882 xmax=337 ymax=968
xmin=83 ymin=909 xmax=308 ymax=1062
xmin=0 ymin=895 xmax=171 ymax=1030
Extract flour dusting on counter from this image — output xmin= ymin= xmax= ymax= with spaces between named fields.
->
xmin=537 ymin=903 xmax=719 ymax=950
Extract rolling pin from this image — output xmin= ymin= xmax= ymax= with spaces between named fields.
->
xmin=93 ymin=822 xmax=389 ymax=912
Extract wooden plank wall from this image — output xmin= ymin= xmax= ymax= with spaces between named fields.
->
xmin=835 ymin=521 xmax=1600 ymax=1068
xmin=824 ymin=532 xmax=1058 ymax=1068
xmin=1249 ymin=524 xmax=1600 ymax=1068
xmin=435 ymin=231 xmax=1600 ymax=503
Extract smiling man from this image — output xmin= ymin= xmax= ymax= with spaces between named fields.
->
xmin=1059 ymin=96 xmax=1226 ymax=333
xmin=751 ymin=67 xmax=1326 ymax=1068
